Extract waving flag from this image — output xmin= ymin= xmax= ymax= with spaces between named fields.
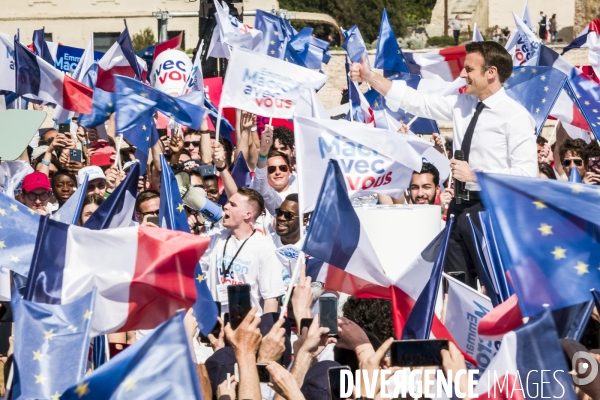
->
xmin=563 ymin=72 xmax=600 ymax=140
xmin=552 ymin=300 xmax=594 ymax=341
xmin=123 ymin=118 xmax=158 ymax=176
xmin=478 ymin=294 xmax=524 ymax=339
xmin=0 ymin=32 xmax=15 ymax=93
xmin=294 ymin=116 xmax=425 ymax=213
xmin=289 ymin=27 xmax=331 ymax=69
xmin=0 ymin=192 xmax=41 ymax=277
xmin=218 ymin=151 xmax=251 ymax=205
xmin=96 ymin=24 xmax=145 ymax=92
xmin=208 ymin=0 xmax=262 ymax=59
xmin=473 ymin=310 xmax=575 ymax=399
xmin=12 ymin=288 xmax=96 ymax=400
xmin=255 ymin=10 xmax=288 ymax=59
xmin=154 ymin=31 xmax=183 ymax=61
xmin=25 ymin=217 xmax=209 ymax=336
xmin=510 ymin=12 xmax=541 ymax=66
xmin=478 ymin=172 xmax=600 ymax=317
xmin=114 ymin=75 xmax=205 ymax=132
xmin=342 ymin=25 xmax=368 ymax=63
xmin=52 ymin=174 xmax=89 ymax=225
xmin=401 ymin=216 xmax=454 ymax=340
xmin=78 ymin=64 xmax=116 ymax=128
xmin=505 ymin=0 xmax=534 ymax=54
xmin=562 ymin=19 xmax=600 ymax=78
xmin=404 ymin=45 xmax=466 ymax=82
xmin=472 ymin=23 xmax=484 ymax=42
xmin=479 ymin=210 xmax=513 ymax=301
xmin=32 ymin=27 xmax=55 ymax=65
xmin=83 ymin=162 xmax=139 ymax=230
xmin=61 ymin=311 xmax=202 ymax=400
xmin=346 ymin=60 xmax=373 ymax=124
xmin=14 ymin=39 xmax=93 ymax=113
xmin=205 ymin=97 xmax=235 ymax=142
xmin=375 ymin=9 xmax=409 ymax=75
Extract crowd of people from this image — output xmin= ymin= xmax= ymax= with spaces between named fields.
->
xmin=1 ymin=16 xmax=600 ymax=400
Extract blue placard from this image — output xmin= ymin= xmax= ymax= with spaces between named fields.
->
xmin=54 ymin=45 xmax=104 ymax=74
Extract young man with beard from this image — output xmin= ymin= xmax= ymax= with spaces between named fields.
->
xmin=199 ymin=187 xmax=286 ymax=315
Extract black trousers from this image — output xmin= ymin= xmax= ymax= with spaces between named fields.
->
xmin=444 ymin=197 xmax=485 ymax=289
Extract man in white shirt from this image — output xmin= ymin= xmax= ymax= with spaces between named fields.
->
xmin=252 ymin=125 xmax=298 ymax=216
xmin=200 ymin=187 xmax=286 ymax=315
xmin=350 ymin=41 xmax=537 ymax=288
xmin=449 ymin=15 xmax=462 ymax=45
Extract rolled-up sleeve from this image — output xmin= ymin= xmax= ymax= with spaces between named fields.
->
xmin=250 ymin=166 xmax=283 ymax=216
xmin=384 ymin=80 xmax=456 ymax=121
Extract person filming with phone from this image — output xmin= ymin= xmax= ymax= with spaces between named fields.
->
xmin=350 ymin=41 xmax=537 ymax=288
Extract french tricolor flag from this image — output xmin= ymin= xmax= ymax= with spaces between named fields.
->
xmin=14 ymin=39 xmax=93 ymax=114
xmin=472 ymin=310 xmax=575 ymax=399
xmin=404 ymin=45 xmax=466 ymax=82
xmin=24 ymin=217 xmax=210 ymax=336
xmin=303 ymin=160 xmax=475 ymax=364
xmin=96 ymin=24 xmax=147 ymax=92
xmin=153 ymin=31 xmax=183 ymax=61
xmin=562 ymin=19 xmax=600 ymax=78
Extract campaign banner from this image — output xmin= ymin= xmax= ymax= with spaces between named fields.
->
xmin=444 ymin=276 xmax=501 ymax=370
xmin=150 ymin=49 xmax=192 ymax=95
xmin=221 ymin=48 xmax=327 ymax=119
xmin=54 ymin=45 xmax=104 ymax=74
xmin=295 ymin=116 xmax=426 ymax=212
xmin=512 ymin=12 xmax=540 ymax=66
xmin=0 ymin=32 xmax=14 ymax=92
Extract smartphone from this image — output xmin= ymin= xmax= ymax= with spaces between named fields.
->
xmin=299 ymin=318 xmax=313 ymax=334
xmin=157 ymin=128 xmax=168 ymax=138
xmin=319 ymin=296 xmax=338 ymax=335
xmin=58 ymin=123 xmax=70 ymax=133
xmin=390 ymin=339 xmax=449 ymax=367
xmin=224 ymin=312 xmax=230 ymax=326
xmin=199 ymin=165 xmax=217 ymax=176
xmin=256 ymin=363 xmax=271 ymax=383
xmin=328 ymin=366 xmax=351 ymax=400
xmin=199 ymin=301 xmax=222 ymax=344
xmin=589 ymin=157 xmax=600 ymax=174
xmin=444 ymin=271 xmax=467 ymax=293
xmin=228 ymin=284 xmax=251 ymax=330
xmin=147 ymin=216 xmax=159 ymax=226
xmin=69 ymin=149 xmax=83 ymax=163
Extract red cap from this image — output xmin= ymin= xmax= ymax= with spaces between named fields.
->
xmin=22 ymin=172 xmax=51 ymax=192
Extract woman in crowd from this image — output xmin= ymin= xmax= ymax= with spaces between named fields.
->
xmin=78 ymin=193 xmax=105 ymax=226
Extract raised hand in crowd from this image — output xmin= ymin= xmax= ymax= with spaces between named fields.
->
xmin=39 ymin=134 xmax=69 ymax=177
xmin=267 ymin=361 xmax=306 ymax=400
xmin=538 ymin=141 xmax=553 ymax=164
xmin=216 ymin=374 xmax=237 ymax=400
xmin=169 ymin=133 xmax=185 ymax=165
xmin=582 ymin=167 xmax=600 ymax=185
xmin=258 ymin=124 xmax=274 ymax=168
xmin=235 ymin=110 xmax=258 ymax=170
xmin=291 ymin=265 xmax=314 ymax=323
xmin=207 ymin=317 xmax=226 ymax=352
xmin=104 ymin=165 xmax=122 ymax=192
xmin=257 ymin=317 xmax=286 ymax=363
xmin=336 ymin=317 xmax=375 ymax=363
xmin=75 ymin=125 xmax=88 ymax=145
xmin=432 ymin=132 xmax=447 ymax=155
xmin=441 ymin=341 xmax=470 ymax=400
xmin=440 ymin=188 xmax=455 ymax=209
xmin=357 ymin=337 xmax=394 ymax=396
xmin=223 ymin=307 xmax=262 ymax=400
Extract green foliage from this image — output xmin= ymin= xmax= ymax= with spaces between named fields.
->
xmin=132 ymin=27 xmax=156 ymax=53
xmin=279 ymin=0 xmax=436 ymax=43
xmin=427 ymin=36 xmax=458 ymax=47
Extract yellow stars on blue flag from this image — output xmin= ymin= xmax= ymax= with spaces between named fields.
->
xmin=0 ymin=241 xmax=5 ymax=249
xmin=84 ymin=310 xmax=93 ymax=320
xmin=544 ymin=86 xmax=549 ymax=92
xmin=51 ymin=391 xmax=61 ymax=400
xmin=0 ymin=208 xmax=6 ymax=216
xmin=11 ymin=255 xmax=20 ymax=263
xmin=33 ymin=349 xmax=44 ymax=361
xmin=74 ymin=382 xmax=90 ymax=398
xmin=67 ymin=325 xmax=77 ymax=333
xmin=572 ymin=184 xmax=585 ymax=194
xmin=177 ymin=203 xmax=185 ymax=213
xmin=10 ymin=204 xmax=18 ymax=212
xmin=574 ymin=261 xmax=589 ymax=275
xmin=540 ymin=75 xmax=546 ymax=81
xmin=122 ymin=378 xmax=137 ymax=392
xmin=533 ymin=200 xmax=547 ymax=209
xmin=196 ymin=273 xmax=205 ymax=283
xmin=44 ymin=329 xmax=56 ymax=340
xmin=35 ymin=374 xmax=48 ymax=384
xmin=538 ymin=223 xmax=553 ymax=236
xmin=137 ymin=103 xmax=145 ymax=110
xmin=551 ymin=246 xmax=567 ymax=260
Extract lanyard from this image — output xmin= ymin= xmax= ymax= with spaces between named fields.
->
xmin=221 ymin=230 xmax=256 ymax=276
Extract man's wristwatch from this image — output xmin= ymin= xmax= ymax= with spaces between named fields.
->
xmin=216 ymin=164 xmax=227 ymax=172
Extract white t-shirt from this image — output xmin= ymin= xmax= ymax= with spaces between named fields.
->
xmin=200 ymin=228 xmax=287 ymax=315
xmin=449 ymin=19 xmax=461 ymax=31
xmin=272 ymin=231 xmax=305 ymax=286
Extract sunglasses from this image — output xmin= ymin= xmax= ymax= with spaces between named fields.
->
xmin=25 ymin=192 xmax=51 ymax=201
xmin=562 ymin=159 xmax=583 ymax=167
xmin=87 ymin=181 xmax=107 ymax=191
xmin=139 ymin=210 xmax=159 ymax=217
xmin=275 ymin=208 xmax=296 ymax=220
xmin=184 ymin=141 xmax=200 ymax=148
xmin=268 ymin=165 xmax=289 ymax=174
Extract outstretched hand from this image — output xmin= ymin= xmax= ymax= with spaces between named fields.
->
xmin=350 ymin=54 xmax=372 ymax=83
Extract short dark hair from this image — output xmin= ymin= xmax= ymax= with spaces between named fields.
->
xmin=413 ymin=162 xmax=440 ymax=187
xmin=342 ymin=297 xmax=396 ymax=343
xmin=536 ymin=136 xmax=548 ymax=146
xmin=51 ymin=170 xmax=77 ymax=186
xmin=267 ymin=150 xmax=291 ymax=166
xmin=237 ymin=187 xmax=264 ymax=221
xmin=585 ymin=140 xmax=600 ymax=159
xmin=272 ymin=127 xmax=295 ymax=150
xmin=285 ymin=193 xmax=299 ymax=203
xmin=135 ymin=190 xmax=160 ymax=213
xmin=465 ymin=41 xmax=513 ymax=83
xmin=538 ymin=162 xmax=557 ymax=179
xmin=559 ymin=137 xmax=588 ymax=164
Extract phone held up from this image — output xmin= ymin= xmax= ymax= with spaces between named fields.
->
xmin=319 ymin=296 xmax=338 ymax=336
xmin=228 ymin=284 xmax=251 ymax=330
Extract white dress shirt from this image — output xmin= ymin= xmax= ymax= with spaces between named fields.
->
xmin=385 ymin=80 xmax=537 ymax=190
xmin=251 ymin=169 xmax=298 ymax=215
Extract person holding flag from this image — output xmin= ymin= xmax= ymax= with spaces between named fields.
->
xmin=350 ymin=40 xmax=537 ymax=288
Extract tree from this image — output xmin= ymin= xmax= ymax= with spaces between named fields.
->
xmin=132 ymin=27 xmax=156 ymax=53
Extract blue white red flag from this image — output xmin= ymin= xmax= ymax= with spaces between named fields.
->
xmin=562 ymin=19 xmax=600 ymax=78
xmin=404 ymin=46 xmax=467 ymax=82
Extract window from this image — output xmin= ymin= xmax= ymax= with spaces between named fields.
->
xmin=44 ymin=33 xmax=52 ymax=42
xmin=94 ymin=32 xmax=121 ymax=52
xmin=167 ymin=31 xmax=185 ymax=50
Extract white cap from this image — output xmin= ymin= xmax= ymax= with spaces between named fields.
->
xmin=78 ymin=166 xmax=106 ymax=186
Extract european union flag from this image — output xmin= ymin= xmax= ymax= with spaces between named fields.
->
xmin=123 ymin=118 xmax=158 ymax=176
xmin=136 ymin=43 xmax=156 ymax=71
xmin=564 ymin=73 xmax=600 ymax=140
xmin=375 ymin=9 xmax=409 ymax=75
xmin=289 ymin=28 xmax=331 ymax=69
xmin=478 ymin=172 xmax=600 ymax=317
xmin=52 ymin=174 xmax=89 ymax=225
xmin=342 ymin=25 xmax=368 ymax=63
xmin=60 ymin=310 xmax=203 ymax=399
xmin=479 ymin=210 xmax=513 ymax=300
xmin=204 ymin=97 xmax=235 ymax=142
xmin=114 ymin=75 xmax=205 ymax=132
xmin=78 ymin=63 xmax=115 ymax=129
xmin=503 ymin=66 xmax=567 ymax=136
xmin=551 ymin=300 xmax=594 ymax=341
xmin=12 ymin=287 xmax=96 ymax=400
xmin=283 ymin=42 xmax=308 ymax=68
xmin=218 ymin=151 xmax=251 ymax=205
xmin=402 ymin=218 xmax=453 ymax=340
xmin=0 ymin=192 xmax=41 ymax=277
xmin=158 ymin=154 xmax=218 ymax=335
xmin=255 ymin=10 xmax=287 ymax=59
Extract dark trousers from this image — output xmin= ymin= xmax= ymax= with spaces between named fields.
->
xmin=453 ymin=30 xmax=460 ymax=45
xmin=444 ymin=197 xmax=484 ymax=289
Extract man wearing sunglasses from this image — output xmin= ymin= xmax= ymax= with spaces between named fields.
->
xmin=135 ymin=190 xmax=160 ymax=227
xmin=20 ymin=172 xmax=53 ymax=215
xmin=183 ymin=130 xmax=202 ymax=160
xmin=558 ymin=138 xmax=591 ymax=182
xmin=253 ymin=125 xmax=298 ymax=217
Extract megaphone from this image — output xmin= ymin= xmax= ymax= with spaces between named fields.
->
xmin=175 ymin=171 xmax=223 ymax=224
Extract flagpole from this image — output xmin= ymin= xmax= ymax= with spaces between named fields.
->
xmin=114 ymin=133 xmax=123 ymax=171
xmin=214 ymin=103 xmax=224 ymax=145
xmin=406 ymin=115 xmax=418 ymax=128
